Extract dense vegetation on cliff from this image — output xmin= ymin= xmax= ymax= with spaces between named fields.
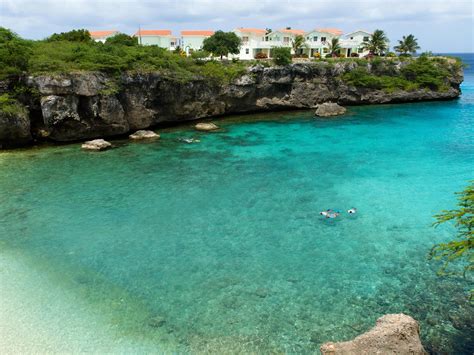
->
xmin=341 ymin=55 xmax=462 ymax=91
xmin=1 ymin=27 xmax=461 ymax=87
xmin=0 ymin=27 xmax=247 ymax=83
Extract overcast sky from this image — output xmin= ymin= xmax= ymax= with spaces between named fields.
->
xmin=1 ymin=0 xmax=472 ymax=52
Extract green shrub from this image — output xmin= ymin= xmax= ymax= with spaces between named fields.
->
xmin=401 ymin=56 xmax=449 ymax=90
xmin=343 ymin=66 xmax=415 ymax=91
xmin=47 ymin=29 xmax=92 ymax=43
xmin=190 ymin=50 xmax=210 ymax=63
xmin=105 ymin=33 xmax=138 ymax=46
xmin=0 ymin=27 xmax=32 ymax=78
xmin=272 ymin=47 xmax=291 ymax=66
xmin=0 ymin=93 xmax=27 ymax=115
xmin=342 ymin=56 xmax=453 ymax=92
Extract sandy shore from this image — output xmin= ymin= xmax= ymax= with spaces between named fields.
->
xmin=0 ymin=251 xmax=152 ymax=354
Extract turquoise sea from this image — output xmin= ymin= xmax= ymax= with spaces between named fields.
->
xmin=1 ymin=54 xmax=473 ymax=353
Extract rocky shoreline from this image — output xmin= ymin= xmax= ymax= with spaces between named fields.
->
xmin=0 ymin=61 xmax=463 ymax=148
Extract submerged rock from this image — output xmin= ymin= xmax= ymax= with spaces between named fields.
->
xmin=81 ymin=139 xmax=112 ymax=151
xmin=320 ymin=313 xmax=426 ymax=354
xmin=195 ymin=122 xmax=219 ymax=131
xmin=255 ymin=287 xmax=269 ymax=298
xmin=129 ymin=130 xmax=160 ymax=140
xmin=315 ymin=102 xmax=347 ymax=117
xmin=148 ymin=315 xmax=166 ymax=328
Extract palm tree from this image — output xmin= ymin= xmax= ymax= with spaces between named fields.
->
xmin=361 ymin=29 xmax=389 ymax=56
xmin=327 ymin=37 xmax=341 ymax=57
xmin=394 ymin=34 xmax=420 ymax=56
xmin=291 ymin=35 xmax=307 ymax=55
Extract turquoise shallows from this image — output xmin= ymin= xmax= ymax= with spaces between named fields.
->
xmin=1 ymin=54 xmax=473 ymax=353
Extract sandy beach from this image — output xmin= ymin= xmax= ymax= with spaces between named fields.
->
xmin=0 ymin=251 xmax=153 ymax=354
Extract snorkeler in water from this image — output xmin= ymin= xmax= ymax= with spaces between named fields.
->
xmin=347 ymin=208 xmax=357 ymax=214
xmin=319 ymin=209 xmax=331 ymax=217
xmin=320 ymin=209 xmax=340 ymax=218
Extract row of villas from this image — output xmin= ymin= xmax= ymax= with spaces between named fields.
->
xmin=90 ymin=28 xmax=373 ymax=59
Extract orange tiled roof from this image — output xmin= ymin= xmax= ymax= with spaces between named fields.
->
xmin=89 ymin=30 xmax=118 ymax=38
xmin=235 ymin=28 xmax=267 ymax=34
xmin=278 ymin=28 xmax=305 ymax=35
xmin=316 ymin=28 xmax=343 ymax=35
xmin=134 ymin=30 xmax=172 ymax=36
xmin=181 ymin=30 xmax=214 ymax=36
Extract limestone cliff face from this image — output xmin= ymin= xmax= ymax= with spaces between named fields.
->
xmin=0 ymin=61 xmax=464 ymax=146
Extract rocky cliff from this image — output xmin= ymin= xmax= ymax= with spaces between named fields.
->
xmin=0 ymin=60 xmax=463 ymax=147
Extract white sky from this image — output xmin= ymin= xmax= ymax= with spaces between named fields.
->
xmin=1 ymin=0 xmax=473 ymax=52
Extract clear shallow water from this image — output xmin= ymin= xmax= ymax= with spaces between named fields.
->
xmin=1 ymin=54 xmax=473 ymax=353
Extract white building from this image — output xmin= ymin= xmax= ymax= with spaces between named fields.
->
xmin=181 ymin=30 xmax=214 ymax=55
xmin=265 ymin=28 xmax=306 ymax=55
xmin=123 ymin=26 xmax=374 ymax=60
xmin=304 ymin=28 xmax=342 ymax=57
xmin=134 ymin=30 xmax=177 ymax=50
xmin=89 ymin=30 xmax=119 ymax=43
xmin=233 ymin=28 xmax=268 ymax=59
xmin=339 ymin=30 xmax=372 ymax=57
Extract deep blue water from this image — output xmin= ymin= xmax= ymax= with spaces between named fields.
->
xmin=0 ymin=54 xmax=473 ymax=353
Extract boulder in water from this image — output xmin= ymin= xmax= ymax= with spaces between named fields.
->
xmin=129 ymin=130 xmax=160 ymax=140
xmin=81 ymin=139 xmax=112 ymax=151
xmin=315 ymin=102 xmax=347 ymax=117
xmin=320 ymin=314 xmax=426 ymax=354
xmin=195 ymin=122 xmax=219 ymax=131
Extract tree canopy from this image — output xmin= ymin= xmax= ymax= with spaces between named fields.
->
xmin=327 ymin=37 xmax=341 ymax=57
xmin=47 ymin=29 xmax=93 ymax=43
xmin=202 ymin=31 xmax=241 ymax=59
xmin=362 ymin=29 xmax=389 ymax=56
xmin=394 ymin=34 xmax=420 ymax=56
xmin=105 ymin=33 xmax=138 ymax=46
xmin=291 ymin=35 xmax=306 ymax=54
xmin=431 ymin=181 xmax=473 ymax=284
xmin=0 ymin=27 xmax=32 ymax=77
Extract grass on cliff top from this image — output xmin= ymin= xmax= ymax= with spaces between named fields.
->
xmin=26 ymin=41 xmax=248 ymax=83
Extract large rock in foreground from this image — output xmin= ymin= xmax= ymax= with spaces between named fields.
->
xmin=129 ymin=130 xmax=159 ymax=140
xmin=81 ymin=139 xmax=111 ymax=151
xmin=315 ymin=102 xmax=347 ymax=117
xmin=320 ymin=314 xmax=427 ymax=354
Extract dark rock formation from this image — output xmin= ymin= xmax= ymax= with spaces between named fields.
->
xmin=0 ymin=61 xmax=464 ymax=147
xmin=315 ymin=102 xmax=347 ymax=117
xmin=0 ymin=108 xmax=31 ymax=148
xmin=320 ymin=314 xmax=427 ymax=354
